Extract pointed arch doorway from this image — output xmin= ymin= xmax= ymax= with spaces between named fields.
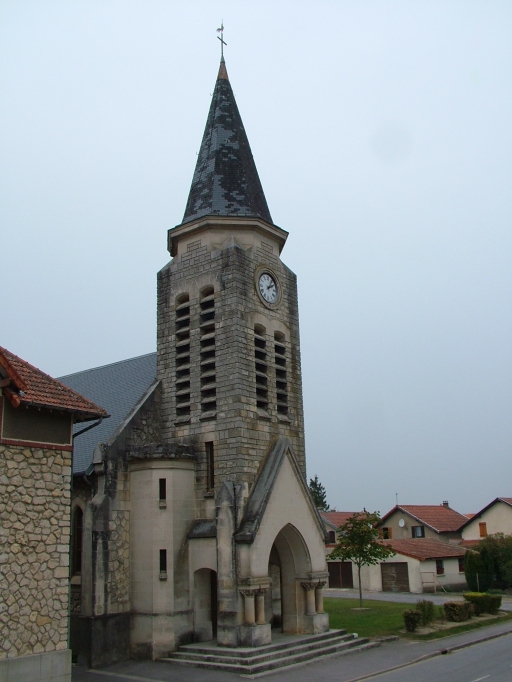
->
xmin=267 ymin=524 xmax=312 ymax=634
xmin=193 ymin=568 xmax=217 ymax=642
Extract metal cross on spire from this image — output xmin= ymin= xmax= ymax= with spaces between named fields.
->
xmin=216 ymin=22 xmax=227 ymax=59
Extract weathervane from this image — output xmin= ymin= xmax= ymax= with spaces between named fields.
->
xmin=217 ymin=22 xmax=226 ymax=59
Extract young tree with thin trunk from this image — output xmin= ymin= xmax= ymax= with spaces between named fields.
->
xmin=330 ymin=510 xmax=395 ymax=607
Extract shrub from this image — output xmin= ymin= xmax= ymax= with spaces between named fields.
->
xmin=463 ymin=592 xmax=502 ymax=615
xmin=416 ymin=599 xmax=435 ymax=626
xmin=403 ymin=609 xmax=422 ymax=632
xmin=444 ymin=601 xmax=473 ymax=622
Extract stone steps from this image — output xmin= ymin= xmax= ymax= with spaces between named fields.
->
xmin=161 ymin=629 xmax=380 ymax=674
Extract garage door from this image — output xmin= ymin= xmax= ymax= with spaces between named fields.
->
xmin=381 ymin=562 xmax=410 ymax=592
xmin=328 ymin=562 xmax=354 ymax=589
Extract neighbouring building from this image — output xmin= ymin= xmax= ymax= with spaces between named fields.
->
xmin=0 ymin=347 xmax=106 ymax=682
xmin=378 ymin=503 xmax=468 ymax=543
xmin=460 ymin=497 xmax=512 ymax=544
xmin=320 ymin=511 xmax=358 ymax=589
xmin=58 ymin=56 xmax=330 ymax=668
xmin=359 ymin=539 xmax=468 ymax=593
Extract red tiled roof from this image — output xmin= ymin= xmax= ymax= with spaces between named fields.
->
xmin=382 ymin=538 xmax=467 ymax=561
xmin=381 ymin=505 xmax=468 ymax=533
xmin=0 ymin=347 xmax=107 ymax=420
xmin=460 ymin=539 xmax=480 ymax=547
xmin=320 ymin=511 xmax=360 ymax=529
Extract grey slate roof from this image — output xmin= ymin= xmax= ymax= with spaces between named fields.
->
xmin=59 ymin=352 xmax=157 ymax=474
xmin=182 ymin=59 xmax=273 ymax=225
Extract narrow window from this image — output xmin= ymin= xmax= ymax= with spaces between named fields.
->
xmin=71 ymin=507 xmax=83 ymax=575
xmin=200 ymin=287 xmax=216 ymax=415
xmin=175 ymin=294 xmax=191 ymax=419
xmin=479 ymin=522 xmax=487 ymax=538
xmin=436 ymin=559 xmax=444 ymax=575
xmin=159 ymin=549 xmax=167 ymax=575
xmin=159 ymin=478 xmax=167 ymax=508
xmin=328 ymin=531 xmax=336 ymax=544
xmin=274 ymin=331 xmax=288 ymax=416
xmin=254 ymin=325 xmax=268 ymax=411
xmin=382 ymin=527 xmax=392 ymax=539
xmin=206 ymin=441 xmax=215 ymax=491
xmin=458 ymin=557 xmax=465 ymax=573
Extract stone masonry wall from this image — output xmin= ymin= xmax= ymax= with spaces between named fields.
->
xmin=0 ymin=444 xmax=71 ymax=660
xmin=157 ymin=231 xmax=306 ymax=502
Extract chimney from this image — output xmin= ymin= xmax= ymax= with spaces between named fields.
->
xmin=442 ymin=501 xmax=449 ymax=508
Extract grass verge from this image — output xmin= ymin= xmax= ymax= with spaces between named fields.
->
xmin=324 ymin=597 xmax=512 ymax=640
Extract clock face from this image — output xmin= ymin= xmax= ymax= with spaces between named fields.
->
xmin=258 ymin=273 xmax=278 ymax=303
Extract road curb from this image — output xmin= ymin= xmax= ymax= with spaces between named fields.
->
xmin=341 ymin=628 xmax=512 ymax=682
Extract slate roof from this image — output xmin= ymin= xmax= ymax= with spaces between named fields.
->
xmin=380 ymin=505 xmax=468 ymax=533
xmin=182 ymin=58 xmax=273 ymax=225
xmin=320 ymin=511 xmax=360 ymax=529
xmin=382 ymin=538 xmax=467 ymax=561
xmin=59 ymin=352 xmax=157 ymax=474
xmin=0 ymin=346 xmax=107 ymax=420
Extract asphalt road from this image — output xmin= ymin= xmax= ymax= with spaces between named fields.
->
xmin=72 ymin=623 xmax=512 ymax=682
xmin=369 ymin=634 xmax=512 ymax=681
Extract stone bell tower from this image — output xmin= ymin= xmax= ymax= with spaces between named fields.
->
xmin=146 ymin=56 xmax=329 ymax=652
xmin=157 ymin=57 xmax=306 ymax=493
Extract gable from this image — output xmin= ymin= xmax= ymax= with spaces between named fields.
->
xmin=235 ymin=436 xmax=326 ymax=545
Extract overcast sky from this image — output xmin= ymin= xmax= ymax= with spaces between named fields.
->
xmin=2 ymin=1 xmax=511 ymax=516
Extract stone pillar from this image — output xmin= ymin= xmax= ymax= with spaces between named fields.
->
xmin=315 ymin=581 xmax=326 ymax=615
xmin=240 ymin=590 xmax=256 ymax=626
xmin=301 ymin=582 xmax=317 ymax=616
xmin=255 ymin=589 xmax=267 ymax=625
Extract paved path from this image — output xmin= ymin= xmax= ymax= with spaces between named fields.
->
xmin=325 ymin=588 xmax=512 ymax=611
xmin=72 ymin=620 xmax=512 ymax=682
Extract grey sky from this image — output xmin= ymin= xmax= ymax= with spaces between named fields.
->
xmin=2 ymin=1 xmax=511 ymax=516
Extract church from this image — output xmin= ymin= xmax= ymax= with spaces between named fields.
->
xmin=61 ymin=56 xmax=333 ymax=668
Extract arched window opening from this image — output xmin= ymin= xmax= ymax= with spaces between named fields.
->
xmin=274 ymin=331 xmax=288 ymax=415
xmin=175 ymin=294 xmax=191 ymax=418
xmin=254 ymin=325 xmax=268 ymax=411
xmin=200 ymin=287 xmax=216 ymax=415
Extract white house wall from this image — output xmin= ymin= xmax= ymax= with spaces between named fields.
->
xmin=462 ymin=502 xmax=512 ymax=540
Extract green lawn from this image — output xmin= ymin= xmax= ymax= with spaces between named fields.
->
xmin=324 ymin=597 xmax=406 ymax=638
xmin=323 ymin=597 xmax=512 ymax=639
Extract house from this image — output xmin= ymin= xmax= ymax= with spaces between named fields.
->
xmin=359 ymin=539 xmax=468 ymax=593
xmin=460 ymin=498 xmax=512 ymax=543
xmin=378 ymin=503 xmax=468 ymax=543
xmin=55 ymin=55 xmax=330 ymax=668
xmin=0 ymin=347 xmax=106 ymax=682
xmin=319 ymin=511 xmax=358 ymax=589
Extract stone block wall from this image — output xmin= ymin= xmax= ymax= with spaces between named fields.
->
xmin=0 ymin=444 xmax=71 ymax=666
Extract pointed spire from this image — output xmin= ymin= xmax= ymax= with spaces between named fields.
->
xmin=182 ymin=60 xmax=273 ymax=225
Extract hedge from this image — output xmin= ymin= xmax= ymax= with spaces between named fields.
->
xmin=463 ymin=592 xmax=502 ymax=615
xmin=403 ymin=609 xmax=422 ymax=632
xmin=444 ymin=601 xmax=474 ymax=622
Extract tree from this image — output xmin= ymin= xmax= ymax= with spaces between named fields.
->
xmin=477 ymin=534 xmax=512 ymax=588
xmin=308 ymin=475 xmax=330 ymax=510
xmin=465 ymin=548 xmax=494 ymax=592
xmin=330 ymin=510 xmax=395 ymax=607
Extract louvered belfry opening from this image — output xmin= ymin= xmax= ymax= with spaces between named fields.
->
xmin=200 ymin=287 xmax=217 ymax=415
xmin=175 ymin=293 xmax=191 ymax=418
xmin=254 ymin=325 xmax=269 ymax=411
xmin=275 ymin=332 xmax=288 ymax=416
